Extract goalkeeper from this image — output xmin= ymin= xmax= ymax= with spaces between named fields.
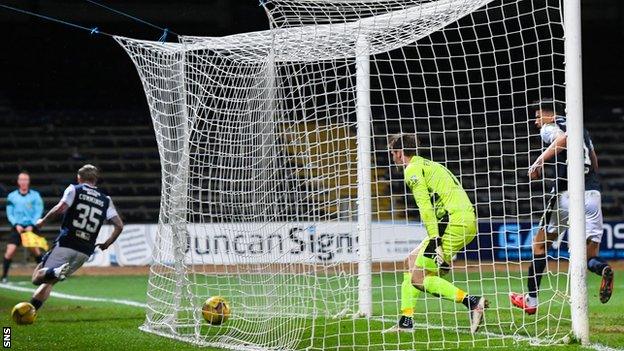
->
xmin=385 ymin=134 xmax=487 ymax=334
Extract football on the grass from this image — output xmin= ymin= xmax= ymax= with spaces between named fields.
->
xmin=202 ymin=296 xmax=230 ymax=325
xmin=11 ymin=302 xmax=37 ymax=325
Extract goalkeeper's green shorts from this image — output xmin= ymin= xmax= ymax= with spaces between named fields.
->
xmin=415 ymin=212 xmax=477 ymax=272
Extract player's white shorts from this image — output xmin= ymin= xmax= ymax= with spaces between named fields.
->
xmin=540 ymin=190 xmax=604 ymax=243
xmin=42 ymin=246 xmax=89 ymax=277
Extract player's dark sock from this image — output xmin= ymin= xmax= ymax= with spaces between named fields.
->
xmin=462 ymin=295 xmax=480 ymax=310
xmin=588 ymin=257 xmax=608 ymax=276
xmin=35 ymin=255 xmax=44 ymax=264
xmin=44 ymin=267 xmax=56 ymax=280
xmin=2 ymin=258 xmax=11 ymax=279
xmin=527 ymin=254 xmax=546 ymax=298
xmin=30 ymin=298 xmax=43 ymax=310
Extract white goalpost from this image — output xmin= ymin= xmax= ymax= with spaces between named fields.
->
xmin=355 ymin=35 xmax=373 ymax=318
xmin=563 ymin=0 xmax=589 ymax=344
xmin=117 ymin=0 xmax=588 ymax=349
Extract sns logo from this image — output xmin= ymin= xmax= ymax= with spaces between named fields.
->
xmin=3 ymin=327 xmax=10 ymax=348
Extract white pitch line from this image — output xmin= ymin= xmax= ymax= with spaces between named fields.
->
xmin=372 ymin=316 xmax=623 ymax=351
xmin=372 ymin=316 xmax=546 ymax=345
xmin=0 ymin=283 xmax=147 ymax=308
xmin=590 ymin=344 xmax=624 ymax=351
xmin=1 ymin=283 xmax=621 ymax=351
xmin=13 ymin=281 xmax=30 ymax=286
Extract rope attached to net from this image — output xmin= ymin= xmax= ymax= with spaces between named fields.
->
xmin=0 ymin=2 xmax=178 ymax=42
xmin=0 ymin=3 xmax=113 ymax=38
xmin=84 ymin=0 xmax=178 ymax=41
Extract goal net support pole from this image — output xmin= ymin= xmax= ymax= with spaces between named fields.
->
xmin=564 ymin=0 xmax=589 ymax=344
xmin=356 ymin=36 xmax=373 ymax=318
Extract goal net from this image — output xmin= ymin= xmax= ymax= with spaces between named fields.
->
xmin=117 ymin=0 xmax=574 ymax=349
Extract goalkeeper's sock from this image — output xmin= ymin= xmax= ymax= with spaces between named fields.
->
xmin=422 ymin=275 xmax=466 ymax=303
xmin=527 ymin=254 xmax=546 ymax=299
xmin=400 ymin=272 xmax=420 ymax=316
xmin=30 ymin=298 xmax=43 ymax=310
xmin=2 ymin=258 xmax=11 ymax=279
xmin=588 ymin=257 xmax=608 ymax=276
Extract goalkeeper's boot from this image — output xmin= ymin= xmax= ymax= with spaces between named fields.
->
xmin=53 ymin=263 xmax=70 ymax=281
xmin=382 ymin=316 xmax=413 ymax=333
xmin=467 ymin=296 xmax=488 ymax=334
xmin=509 ymin=292 xmax=537 ymax=315
xmin=600 ymin=266 xmax=614 ymax=304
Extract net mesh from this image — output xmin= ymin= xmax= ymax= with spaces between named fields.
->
xmin=117 ymin=0 xmax=572 ymax=349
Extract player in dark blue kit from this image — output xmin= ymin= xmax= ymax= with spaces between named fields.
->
xmin=27 ymin=165 xmax=124 ymax=312
xmin=510 ymin=99 xmax=614 ymax=314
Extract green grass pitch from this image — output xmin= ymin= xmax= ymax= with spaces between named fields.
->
xmin=0 ymin=271 xmax=622 ymax=350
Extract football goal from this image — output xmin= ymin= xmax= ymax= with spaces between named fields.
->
xmin=117 ymin=0 xmax=588 ymax=349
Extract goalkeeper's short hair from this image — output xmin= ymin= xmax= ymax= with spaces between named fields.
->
xmin=388 ymin=133 xmax=418 ymax=157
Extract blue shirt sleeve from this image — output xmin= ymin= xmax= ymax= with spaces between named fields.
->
xmin=32 ymin=191 xmax=44 ymax=224
xmin=6 ymin=193 xmax=16 ymax=226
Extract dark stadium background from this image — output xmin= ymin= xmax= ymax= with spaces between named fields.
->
xmin=2 ymin=4 xmax=624 ymax=349
xmin=0 ymin=1 xmax=270 ymax=225
xmin=1 ymin=1 xmax=622 ymax=109
xmin=1 ymin=0 xmax=623 ymax=227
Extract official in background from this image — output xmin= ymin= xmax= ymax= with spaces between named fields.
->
xmin=2 ymin=171 xmax=45 ymax=283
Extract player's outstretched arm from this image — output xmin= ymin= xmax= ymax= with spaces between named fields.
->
xmin=96 ymin=215 xmax=124 ymax=251
xmin=528 ymin=133 xmax=567 ymax=179
xmin=35 ymin=201 xmax=69 ymax=228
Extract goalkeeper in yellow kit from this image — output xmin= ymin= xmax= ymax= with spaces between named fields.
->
xmin=384 ymin=134 xmax=488 ymax=334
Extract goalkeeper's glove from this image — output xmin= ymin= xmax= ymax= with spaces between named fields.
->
xmin=424 ymin=236 xmax=448 ymax=268
xmin=433 ymin=237 xmax=446 ymax=267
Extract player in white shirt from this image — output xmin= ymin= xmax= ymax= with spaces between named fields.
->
xmin=510 ymin=99 xmax=614 ymax=314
